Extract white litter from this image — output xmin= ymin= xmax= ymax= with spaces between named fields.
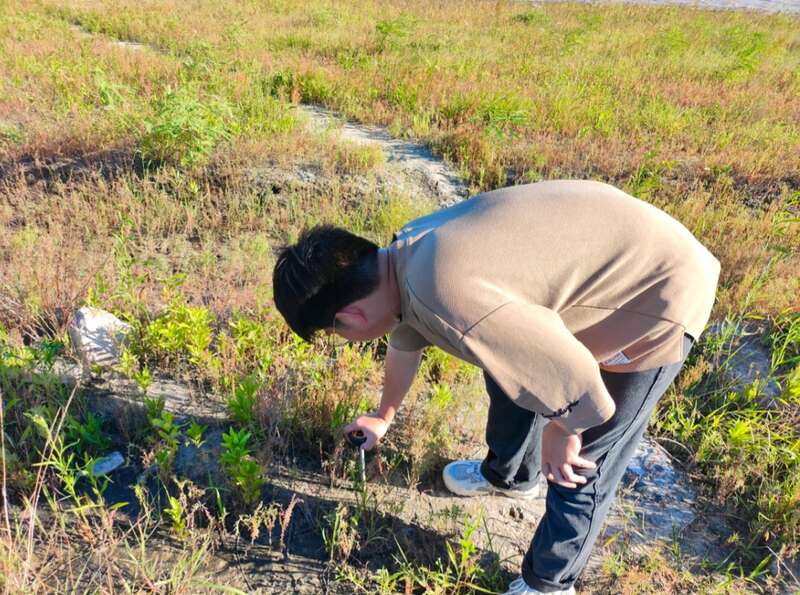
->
xmin=68 ymin=307 xmax=131 ymax=368
xmin=90 ymin=451 xmax=125 ymax=476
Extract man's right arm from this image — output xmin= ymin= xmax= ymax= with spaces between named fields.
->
xmin=343 ymin=345 xmax=423 ymax=450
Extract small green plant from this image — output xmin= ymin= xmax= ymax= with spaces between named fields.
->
xmin=152 ymin=410 xmax=182 ymax=446
xmin=186 ymin=421 xmax=207 ymax=447
xmin=27 ymin=410 xmax=81 ymax=504
xmin=770 ymin=310 xmax=800 ymax=373
xmin=441 ymin=515 xmax=482 ymax=590
xmin=0 ymin=121 xmax=24 ymax=145
xmin=221 ymin=428 xmax=265 ymax=507
xmin=784 ymin=366 xmax=800 ymax=403
xmin=375 ymin=14 xmax=416 ymax=52
xmin=387 ymin=514 xmax=498 ymax=594
xmin=228 ymin=315 xmax=277 ymax=374
xmin=31 ymin=339 xmax=63 ymax=371
xmin=330 ymin=397 xmax=371 ymax=437
xmin=512 ymin=10 xmax=548 ymax=25
xmin=116 ymin=348 xmax=152 ymax=393
xmin=144 ymin=396 xmax=166 ymax=421
xmin=477 ymin=93 xmax=530 ymax=132
xmin=221 ymin=428 xmax=251 ymax=466
xmin=150 ymin=410 xmax=183 ymax=475
xmin=421 ymin=347 xmax=477 ymax=385
xmin=626 ymin=150 xmax=674 ymax=199
xmin=65 ymin=412 xmax=111 ymax=457
xmin=165 ymin=495 xmax=187 ymax=538
xmin=95 ymin=222 xmax=151 ymax=320
xmin=26 ymin=410 xmax=109 ymax=511
xmin=93 ymin=66 xmax=128 ymax=111
xmin=227 ymin=375 xmax=260 ymax=426
xmin=429 ymin=383 xmax=453 ymax=413
xmin=231 ymin=458 xmax=264 ymax=507
xmin=322 ymin=503 xmax=357 ymax=561
xmin=145 ymin=298 xmax=219 ymax=374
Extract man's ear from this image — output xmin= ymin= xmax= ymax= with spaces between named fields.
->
xmin=334 ymin=305 xmax=367 ymax=328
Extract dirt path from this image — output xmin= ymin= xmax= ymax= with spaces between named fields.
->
xmin=298 ymin=105 xmax=470 ymax=207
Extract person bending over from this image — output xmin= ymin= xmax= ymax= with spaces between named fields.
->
xmin=271 ymin=180 xmax=720 ymax=595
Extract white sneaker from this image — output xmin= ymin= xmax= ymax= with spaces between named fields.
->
xmin=442 ymin=460 xmax=544 ymax=499
xmin=504 ymin=576 xmax=576 ymax=595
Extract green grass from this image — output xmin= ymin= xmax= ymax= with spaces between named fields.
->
xmin=0 ymin=0 xmax=798 ymax=592
xmin=33 ymin=0 xmax=800 ymax=182
xmin=654 ymin=311 xmax=800 ymax=561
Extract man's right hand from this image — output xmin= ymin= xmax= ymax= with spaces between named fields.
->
xmin=344 ymin=345 xmax=422 ymax=451
xmin=343 ymin=413 xmax=390 ymax=451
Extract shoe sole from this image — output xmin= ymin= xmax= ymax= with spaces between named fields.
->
xmin=442 ymin=472 xmax=544 ymax=500
xmin=497 ymin=486 xmax=544 ymax=500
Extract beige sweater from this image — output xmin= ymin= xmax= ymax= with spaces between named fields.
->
xmin=388 ymin=180 xmax=720 ymax=433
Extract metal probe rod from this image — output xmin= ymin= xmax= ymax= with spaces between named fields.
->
xmin=346 ymin=430 xmax=367 ymax=484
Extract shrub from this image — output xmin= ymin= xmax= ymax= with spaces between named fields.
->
xmin=144 ymin=300 xmax=217 ymax=371
xmin=139 ymin=86 xmax=237 ymax=167
xmin=375 ymin=14 xmax=416 ymax=52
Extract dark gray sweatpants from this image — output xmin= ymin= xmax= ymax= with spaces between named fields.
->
xmin=479 ymin=334 xmax=693 ymax=592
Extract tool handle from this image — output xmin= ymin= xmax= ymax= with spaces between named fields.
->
xmin=346 ymin=430 xmax=367 ymax=448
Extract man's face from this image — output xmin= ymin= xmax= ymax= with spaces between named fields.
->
xmin=327 ymin=318 xmax=383 ymax=343
xmin=327 ymin=309 xmax=399 ymax=343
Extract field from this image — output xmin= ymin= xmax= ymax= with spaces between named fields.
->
xmin=0 ymin=0 xmax=798 ymax=592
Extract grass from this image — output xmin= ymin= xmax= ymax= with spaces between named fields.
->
xmin=0 ymin=0 xmax=798 ymax=592
xmin=653 ymin=311 xmax=800 ymax=562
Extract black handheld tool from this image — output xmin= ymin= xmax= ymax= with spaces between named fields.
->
xmin=346 ymin=430 xmax=367 ymax=484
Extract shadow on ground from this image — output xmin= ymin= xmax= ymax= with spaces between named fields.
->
xmin=92 ymin=463 xmax=510 ymax=594
xmin=0 ymin=147 xmax=176 ymax=191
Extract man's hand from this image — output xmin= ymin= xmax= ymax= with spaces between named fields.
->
xmin=541 ymin=421 xmax=596 ymax=488
xmin=343 ymin=347 xmax=421 ymax=452
xmin=343 ymin=413 xmax=390 ymax=451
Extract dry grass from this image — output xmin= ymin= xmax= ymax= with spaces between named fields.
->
xmin=1 ymin=0 xmax=795 ymax=321
xmin=26 ymin=0 xmax=800 ymax=181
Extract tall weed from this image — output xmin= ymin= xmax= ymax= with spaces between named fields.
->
xmin=140 ymin=86 xmax=237 ymax=167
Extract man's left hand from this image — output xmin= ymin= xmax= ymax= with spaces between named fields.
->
xmin=541 ymin=422 xmax=596 ymax=488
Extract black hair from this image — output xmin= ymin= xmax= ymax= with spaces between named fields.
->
xmin=272 ymin=225 xmax=380 ymax=341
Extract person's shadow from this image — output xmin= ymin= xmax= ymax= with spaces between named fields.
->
xmin=97 ymin=463 xmax=510 ymax=593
